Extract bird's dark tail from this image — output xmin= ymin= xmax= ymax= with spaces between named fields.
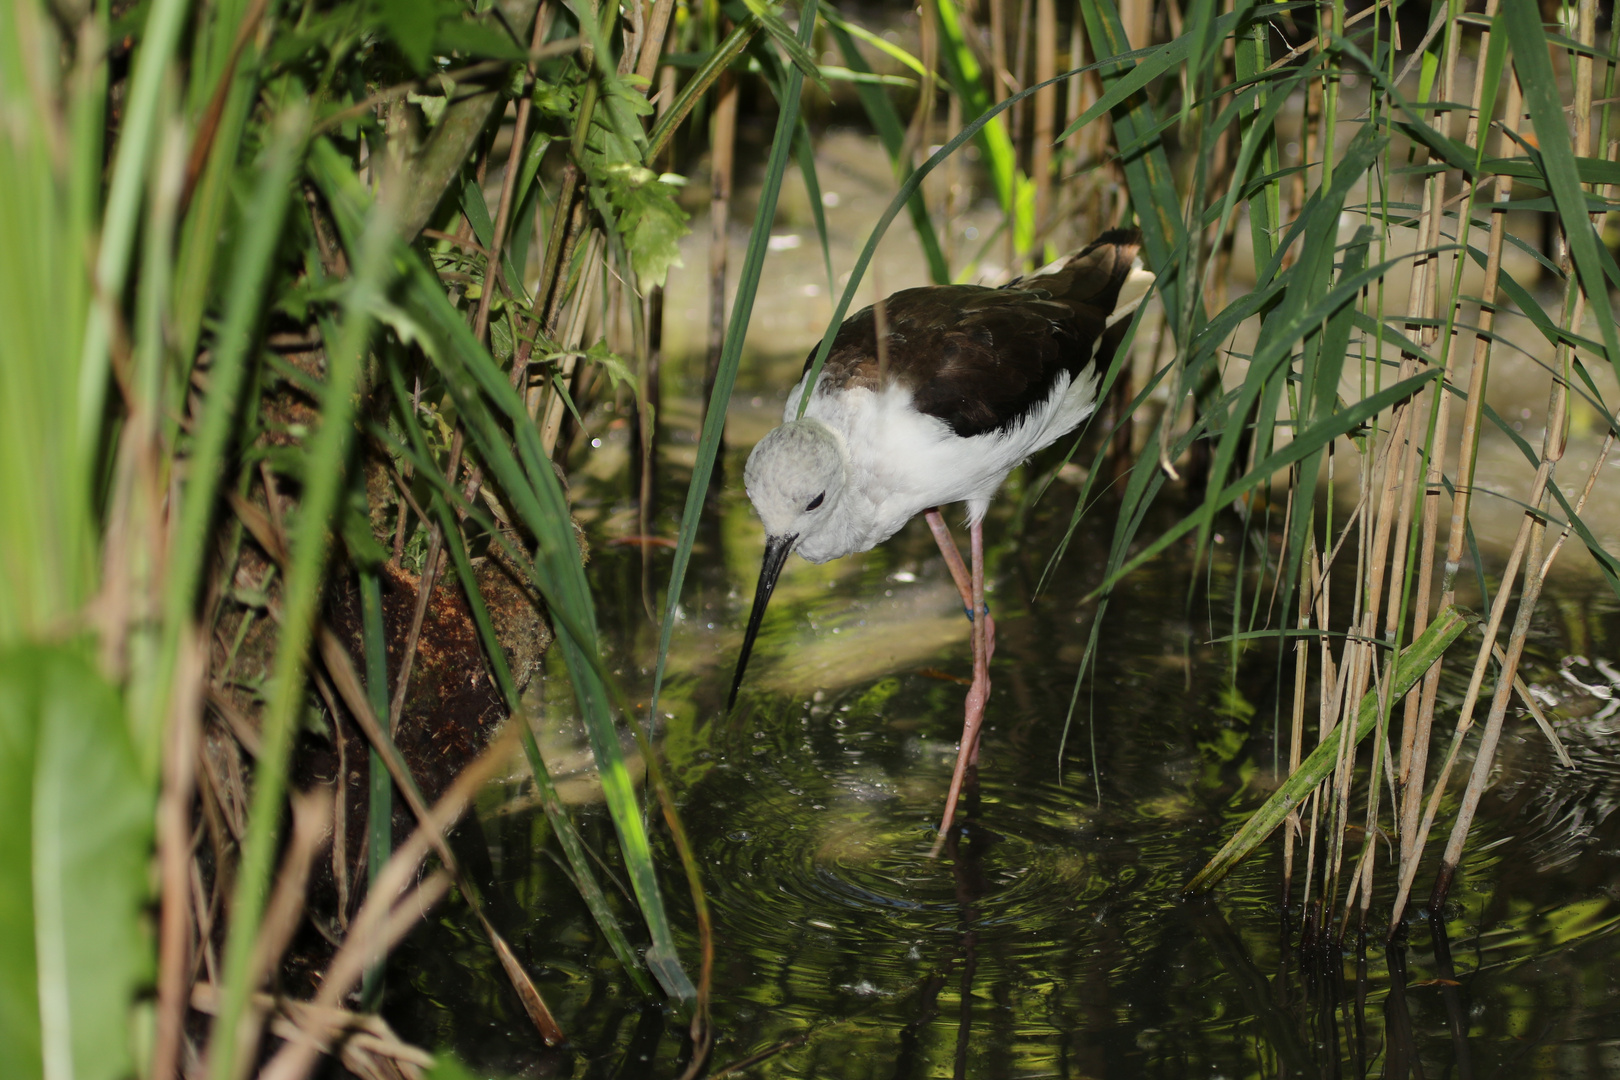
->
xmin=1009 ymin=229 xmax=1155 ymax=378
xmin=1017 ymin=228 xmax=1154 ymax=317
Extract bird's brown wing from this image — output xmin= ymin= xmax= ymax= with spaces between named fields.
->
xmin=806 ymin=232 xmax=1143 ymax=439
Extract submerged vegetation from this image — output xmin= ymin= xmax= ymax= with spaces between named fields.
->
xmin=0 ymin=0 xmax=1616 ymax=1073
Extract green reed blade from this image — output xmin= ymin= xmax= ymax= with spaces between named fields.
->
xmin=309 ymin=133 xmax=697 ymax=1000
xmin=742 ymin=0 xmax=827 ymax=91
xmin=402 ymin=260 xmax=695 ymax=1001
xmin=0 ymin=647 xmax=151 ymax=1080
xmin=74 ymin=0 xmax=191 ymax=461
xmin=820 ymin=6 xmax=928 ymax=75
xmin=794 ymin=122 xmax=838 ymax=296
xmin=0 ymin=4 xmax=97 ymax=645
xmin=359 ymin=563 xmax=391 ymax=1008
xmin=1185 ymin=605 xmax=1474 ymax=893
xmin=934 ymin=0 xmax=1028 ymax=249
xmin=1057 ymin=5 xmax=1246 ymax=143
xmin=650 ymin=0 xmax=819 ymax=721
xmin=1081 ymin=369 xmax=1442 ymax=607
xmin=461 ymin=174 xmax=536 ymax=306
xmin=147 ymin=109 xmax=310 ymax=775
xmin=172 ymin=0 xmax=274 ymax=376
xmin=1034 ymin=301 xmax=1163 ymax=596
xmin=1502 ymin=0 xmax=1620 ymax=385
xmin=646 ymin=17 xmax=759 ymax=163
xmin=1076 ymin=0 xmax=1189 ymax=321
xmin=380 ymin=365 xmax=656 ymax=995
xmin=1188 ymin=129 xmax=1386 ymax=572
xmin=209 ymin=110 xmax=389 ymax=1080
xmin=824 ymin=13 xmax=949 ymax=284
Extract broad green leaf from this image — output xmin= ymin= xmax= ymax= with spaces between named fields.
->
xmin=0 ymin=645 xmax=152 ymax=1080
xmin=0 ymin=654 xmax=43 ymax=1080
xmin=374 ymin=0 xmax=459 ymax=72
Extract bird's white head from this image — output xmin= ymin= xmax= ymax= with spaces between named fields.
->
xmin=742 ymin=417 xmax=849 ymax=559
xmin=729 ymin=418 xmax=850 ymax=709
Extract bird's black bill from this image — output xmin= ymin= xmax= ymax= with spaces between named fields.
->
xmin=728 ymin=533 xmax=796 ymax=709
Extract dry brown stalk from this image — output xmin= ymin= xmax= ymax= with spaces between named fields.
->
xmin=259 ymin=872 xmax=454 ymax=1080
xmin=1537 ymin=433 xmax=1615 ymax=585
xmin=190 ymin=855 xmax=221 ymax=987
xmin=1320 ymin=3 xmax=1472 ymax=921
xmin=1032 ymin=0 xmax=1056 ymax=244
xmin=988 ymin=0 xmax=1014 ymax=268
xmin=1011 ymin=0 xmax=1033 ymax=182
xmin=705 ymin=67 xmax=740 ymax=416
xmin=220 ymin=792 xmax=332 ymax=1080
xmin=1390 ymin=455 xmax=1551 ymax=921
xmin=257 ymin=725 xmax=530 ymax=1080
xmin=1395 ymin=84 xmax=1524 ymax=925
xmin=476 ymin=2 xmax=556 ymax=349
xmin=387 ymin=455 xmax=455 ymax=737
xmin=1398 ymin=0 xmax=1507 ymax=881
xmin=449 ymin=3 xmax=560 ymax=547
xmin=1428 ymin=0 xmax=1601 ymax=899
xmin=191 ymin=986 xmax=434 ymax=1080
xmin=635 ymin=0 xmax=677 ymax=83
xmin=915 ymin=0 xmax=940 ymax=212
xmin=207 ymin=684 xmax=264 ymax=757
xmin=312 ymin=628 xmax=563 ymax=1045
xmin=1432 ymin=507 xmax=1550 ymax=901
xmin=541 ymin=230 xmax=608 ymax=457
xmin=1281 ymin=531 xmax=1315 ymax=900
xmin=154 ymin=628 xmax=206 ymax=1080
xmin=226 ymin=493 xmax=564 ymax=1045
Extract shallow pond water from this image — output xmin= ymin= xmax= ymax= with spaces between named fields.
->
xmin=378 ymin=110 xmax=1620 ymax=1076
xmin=384 ymin=389 xmax=1620 ymax=1077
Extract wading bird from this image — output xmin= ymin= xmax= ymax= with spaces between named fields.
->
xmin=729 ymin=229 xmax=1154 ymax=845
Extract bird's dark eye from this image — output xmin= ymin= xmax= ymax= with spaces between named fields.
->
xmin=804 ymin=492 xmax=825 ymax=511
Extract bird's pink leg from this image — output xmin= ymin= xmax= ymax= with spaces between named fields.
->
xmin=923 ymin=511 xmax=997 ymax=663
xmin=924 ymin=509 xmax=972 ymax=606
xmin=928 ymin=513 xmax=994 ymax=855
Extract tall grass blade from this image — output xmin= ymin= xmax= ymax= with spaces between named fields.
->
xmin=824 ymin=12 xmax=950 ymax=283
xmin=358 ymin=563 xmax=391 ymax=1008
xmin=934 ymin=0 xmax=1033 ymax=255
xmin=207 ymin=105 xmax=387 ymax=1080
xmin=646 ymin=18 xmax=760 ymax=162
xmin=650 ymin=0 xmax=819 ymax=720
xmin=1501 ymin=0 xmax=1620 ymax=382
xmin=1075 ymin=0 xmax=1188 ymax=318
xmin=1080 ymin=368 xmax=1442 ymax=603
xmin=377 ymin=366 xmax=657 ymax=996
xmin=75 ymin=0 xmax=191 ymax=460
xmin=312 ymin=135 xmax=697 ymax=1000
xmin=145 ymin=111 xmax=309 ymax=774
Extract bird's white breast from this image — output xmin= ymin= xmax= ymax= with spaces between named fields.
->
xmin=782 ymin=365 xmax=1101 ymax=562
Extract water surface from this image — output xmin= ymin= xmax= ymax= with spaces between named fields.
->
xmin=388 ymin=408 xmax=1620 ymax=1077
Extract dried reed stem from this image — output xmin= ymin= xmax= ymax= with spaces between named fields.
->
xmin=1032 ymin=0 xmax=1056 ymax=244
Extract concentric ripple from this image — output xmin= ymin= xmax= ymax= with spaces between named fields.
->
xmin=689 ymin=747 xmax=1109 ymax=977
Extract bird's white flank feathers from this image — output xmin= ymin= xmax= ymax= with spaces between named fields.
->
xmin=747 ymin=361 xmax=1101 ymax=565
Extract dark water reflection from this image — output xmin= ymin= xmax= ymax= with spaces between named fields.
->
xmin=387 ymin=424 xmax=1620 ymax=1078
